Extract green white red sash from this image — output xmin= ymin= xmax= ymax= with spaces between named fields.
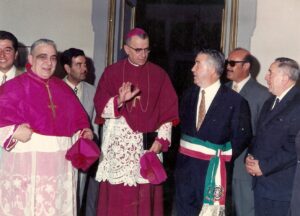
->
xmin=179 ymin=134 xmax=232 ymax=216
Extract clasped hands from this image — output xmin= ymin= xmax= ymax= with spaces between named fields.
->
xmin=245 ymin=154 xmax=263 ymax=177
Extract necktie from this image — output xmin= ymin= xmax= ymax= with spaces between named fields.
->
xmin=74 ymin=86 xmax=78 ymax=95
xmin=1 ymin=74 xmax=7 ymax=86
xmin=232 ymin=83 xmax=239 ymax=92
xmin=196 ymin=90 xmax=206 ymax=130
xmin=271 ymin=98 xmax=280 ymax=110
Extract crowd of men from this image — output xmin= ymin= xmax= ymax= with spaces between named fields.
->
xmin=1 ymin=28 xmax=300 ymax=216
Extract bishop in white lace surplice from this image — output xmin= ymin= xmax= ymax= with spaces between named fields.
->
xmin=95 ymin=97 xmax=172 ymax=186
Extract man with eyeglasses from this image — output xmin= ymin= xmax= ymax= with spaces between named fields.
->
xmin=0 ymin=31 xmax=23 ymax=86
xmin=93 ymin=28 xmax=179 ymax=216
xmin=0 ymin=39 xmax=94 ymax=215
xmin=245 ymin=57 xmax=300 ymax=216
xmin=60 ymin=48 xmax=99 ymax=216
xmin=226 ymin=48 xmax=269 ymax=216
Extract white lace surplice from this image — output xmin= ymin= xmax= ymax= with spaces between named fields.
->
xmin=96 ymin=97 xmax=172 ymax=186
xmin=0 ymin=131 xmax=77 ymax=216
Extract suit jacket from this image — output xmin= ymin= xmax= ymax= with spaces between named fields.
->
xmin=227 ymin=78 xmax=270 ymax=180
xmin=63 ymin=78 xmax=98 ymax=139
xmin=249 ymin=86 xmax=300 ymax=201
xmin=81 ymin=82 xmax=96 ymax=120
xmin=80 ymin=82 xmax=99 ymax=138
xmin=180 ymin=84 xmax=252 ymax=158
xmin=290 ymin=131 xmax=300 ymax=215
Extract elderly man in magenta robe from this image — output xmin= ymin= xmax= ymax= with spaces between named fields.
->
xmin=0 ymin=39 xmax=93 ymax=216
xmin=94 ymin=28 xmax=179 ymax=216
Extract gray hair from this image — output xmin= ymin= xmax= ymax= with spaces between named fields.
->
xmin=197 ymin=49 xmax=225 ymax=76
xmin=30 ymin=38 xmax=57 ymax=55
xmin=275 ymin=57 xmax=300 ymax=81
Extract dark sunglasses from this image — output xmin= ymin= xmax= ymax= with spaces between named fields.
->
xmin=225 ymin=60 xmax=248 ymax=67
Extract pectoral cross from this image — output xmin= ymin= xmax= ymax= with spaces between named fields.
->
xmin=46 ymin=84 xmax=57 ymax=118
xmin=48 ymin=101 xmax=57 ymax=118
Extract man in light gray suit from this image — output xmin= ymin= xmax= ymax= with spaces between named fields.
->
xmin=226 ymin=48 xmax=270 ymax=216
xmin=61 ymin=48 xmax=99 ymax=216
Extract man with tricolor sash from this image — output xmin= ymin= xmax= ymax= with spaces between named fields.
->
xmin=175 ymin=49 xmax=252 ymax=216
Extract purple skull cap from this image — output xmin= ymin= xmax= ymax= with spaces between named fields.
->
xmin=125 ymin=28 xmax=147 ymax=40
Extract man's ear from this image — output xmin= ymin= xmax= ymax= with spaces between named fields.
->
xmin=14 ymin=51 xmax=18 ymax=61
xmin=123 ymin=45 xmax=130 ymax=55
xmin=282 ymin=73 xmax=290 ymax=83
xmin=243 ymin=62 xmax=251 ymax=71
xmin=64 ymin=64 xmax=71 ymax=74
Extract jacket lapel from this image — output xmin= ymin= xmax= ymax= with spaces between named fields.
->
xmin=239 ymin=78 xmax=254 ymax=98
xmin=260 ymin=86 xmax=298 ymax=126
xmin=204 ymin=86 xmax=225 ymax=120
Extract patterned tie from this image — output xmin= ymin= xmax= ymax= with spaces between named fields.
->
xmin=196 ymin=90 xmax=206 ymax=130
xmin=1 ymin=74 xmax=7 ymax=86
xmin=74 ymin=86 xmax=78 ymax=95
xmin=232 ymin=83 xmax=239 ymax=92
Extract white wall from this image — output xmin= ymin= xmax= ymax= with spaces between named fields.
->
xmin=0 ymin=0 xmax=110 ymax=84
xmin=250 ymin=0 xmax=300 ymax=85
xmin=0 ymin=0 xmax=94 ymax=57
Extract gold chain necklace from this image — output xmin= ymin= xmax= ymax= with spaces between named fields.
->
xmin=122 ymin=60 xmax=150 ymax=113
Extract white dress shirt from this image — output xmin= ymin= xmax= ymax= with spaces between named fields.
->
xmin=232 ymin=74 xmax=251 ymax=93
xmin=0 ymin=66 xmax=17 ymax=85
xmin=196 ymin=80 xmax=221 ymax=127
xmin=64 ymin=77 xmax=83 ymax=102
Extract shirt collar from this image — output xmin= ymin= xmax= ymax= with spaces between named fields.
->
xmin=233 ymin=74 xmax=251 ymax=92
xmin=202 ymin=79 xmax=221 ymax=93
xmin=128 ymin=58 xmax=142 ymax=67
xmin=64 ymin=76 xmax=83 ymax=91
xmin=277 ymin=84 xmax=295 ymax=101
xmin=0 ymin=66 xmax=16 ymax=81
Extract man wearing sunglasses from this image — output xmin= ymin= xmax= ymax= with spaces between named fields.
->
xmin=226 ymin=48 xmax=270 ymax=216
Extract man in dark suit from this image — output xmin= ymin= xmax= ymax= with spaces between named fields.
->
xmin=226 ymin=48 xmax=270 ymax=216
xmin=60 ymin=48 xmax=99 ymax=216
xmin=246 ymin=57 xmax=300 ymax=216
xmin=175 ymin=49 xmax=252 ymax=216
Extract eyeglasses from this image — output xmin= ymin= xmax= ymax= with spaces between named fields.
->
xmin=225 ymin=60 xmax=247 ymax=67
xmin=126 ymin=45 xmax=150 ymax=54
